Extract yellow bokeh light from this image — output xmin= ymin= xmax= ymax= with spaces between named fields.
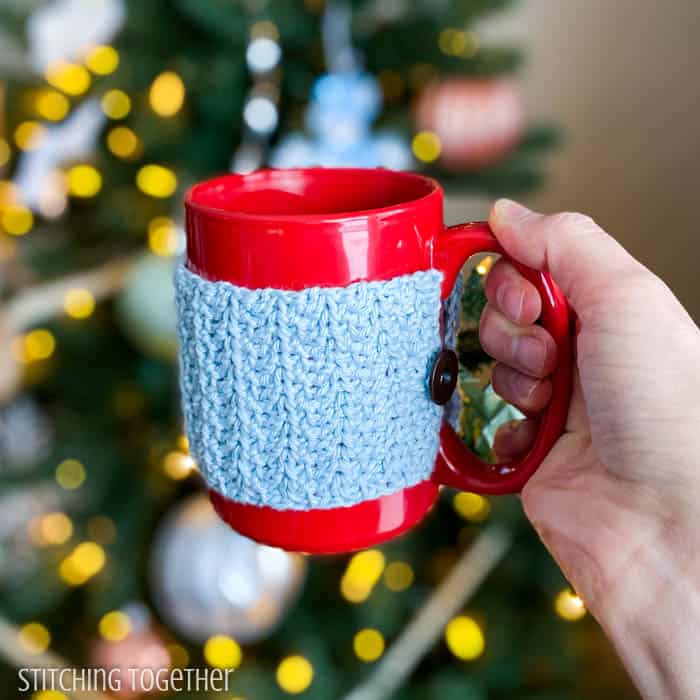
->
xmin=0 ymin=138 xmax=10 ymax=167
xmin=56 ymin=458 xmax=86 ymax=490
xmin=23 ymin=329 xmax=56 ymax=361
xmin=36 ymin=512 xmax=74 ymax=546
xmin=18 ymin=623 xmax=51 ymax=654
xmin=149 ymin=71 xmax=186 ymax=118
xmin=107 ymin=126 xmax=141 ymax=159
xmin=476 ymin=255 xmax=494 ymax=276
xmin=163 ymin=450 xmax=197 ymax=480
xmin=251 ymin=20 xmax=280 ymax=40
xmin=177 ymin=434 xmax=190 ymax=452
xmin=438 ymin=28 xmax=479 ymax=57
xmin=453 ymin=492 xmax=491 ymax=522
xmin=36 ymin=90 xmax=70 ymax=122
xmin=67 ymin=165 xmax=102 ymax=198
xmin=445 ymin=616 xmax=485 ymax=661
xmin=353 ymin=628 xmax=385 ymax=662
xmin=148 ymin=216 xmax=179 ymax=256
xmin=64 ymin=288 xmax=96 ymax=319
xmin=32 ymin=692 xmax=68 ymax=700
xmin=340 ymin=549 xmax=385 ymax=603
xmin=101 ymin=90 xmax=131 ymax=119
xmin=99 ymin=611 xmax=132 ymax=642
xmin=0 ymin=181 xmax=20 ymax=207
xmin=554 ymin=589 xmax=587 ymax=621
xmin=137 ymin=164 xmax=177 ymax=198
xmin=46 ymin=62 xmax=91 ymax=96
xmin=203 ymin=635 xmax=242 ymax=669
xmin=276 ymin=655 xmax=313 ymax=694
xmin=384 ymin=561 xmax=414 ymax=592
xmin=87 ymin=515 xmax=117 ymax=545
xmin=2 ymin=205 xmax=33 ymax=236
xmin=85 ymin=45 xmax=120 ymax=75
xmin=59 ymin=541 xmax=106 ymax=586
xmin=15 ymin=121 xmax=46 ymax=151
xmin=412 ymin=131 xmax=441 ymax=163
xmin=167 ymin=643 xmax=190 ymax=668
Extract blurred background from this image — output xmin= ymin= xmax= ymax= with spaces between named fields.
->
xmin=0 ymin=1 xmax=698 ymax=699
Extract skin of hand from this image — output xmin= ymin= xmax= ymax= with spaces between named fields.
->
xmin=480 ymin=200 xmax=700 ymax=700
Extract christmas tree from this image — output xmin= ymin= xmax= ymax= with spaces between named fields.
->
xmin=0 ymin=1 xmax=636 ymax=698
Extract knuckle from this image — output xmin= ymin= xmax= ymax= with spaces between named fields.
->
xmin=550 ymin=211 xmax=599 ymax=234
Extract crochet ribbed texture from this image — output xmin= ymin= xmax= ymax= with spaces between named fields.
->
xmin=175 ymin=263 xmax=456 ymax=511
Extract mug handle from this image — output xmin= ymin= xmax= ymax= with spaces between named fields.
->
xmin=433 ymin=222 xmax=574 ymax=494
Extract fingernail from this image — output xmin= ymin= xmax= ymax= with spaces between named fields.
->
xmin=514 ymin=335 xmax=546 ymax=375
xmin=493 ymin=199 xmax=532 ymax=223
xmin=510 ymin=372 xmax=537 ymax=402
xmin=497 ymin=283 xmax=525 ymax=322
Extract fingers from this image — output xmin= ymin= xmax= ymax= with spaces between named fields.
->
xmin=480 ymin=303 xmax=558 ymax=378
xmin=489 ymin=200 xmax=644 ymax=314
xmin=491 ymin=363 xmax=552 ymax=414
xmin=485 ymin=259 xmax=541 ymax=326
xmin=493 ymin=418 xmax=539 ymax=460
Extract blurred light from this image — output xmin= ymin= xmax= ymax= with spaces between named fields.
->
xmin=67 ymin=164 xmax=102 ymax=198
xmin=250 ymin=20 xmax=280 ymax=40
xmin=101 ymin=90 xmax=131 ymax=119
xmin=378 ymin=69 xmax=404 ymax=102
xmin=87 ymin=516 xmax=117 ymax=545
xmin=148 ymin=216 xmax=179 ymax=256
xmin=56 ymin=458 xmax=86 ymax=490
xmin=203 ymin=635 xmax=242 ymax=669
xmin=412 ymin=131 xmax=441 ymax=162
xmin=38 ymin=170 xmax=68 ymax=219
xmin=439 ymin=28 xmax=479 ymax=57
xmin=137 ymin=165 xmax=177 ymax=198
xmin=476 ymin=256 xmax=494 ymax=275
xmin=353 ymin=628 xmax=385 ymax=662
xmin=276 ymin=655 xmax=313 ymax=694
xmin=247 ymin=37 xmax=282 ymax=73
xmin=64 ymin=288 xmax=96 ymax=319
xmin=99 ymin=611 xmax=132 ymax=642
xmin=23 ymin=329 xmax=55 ymax=362
xmin=340 ymin=549 xmax=385 ymax=603
xmin=445 ymin=616 xmax=484 ymax=660
xmin=107 ymin=126 xmax=141 ymax=159
xmin=18 ymin=623 xmax=51 ymax=654
xmin=85 ymin=45 xmax=120 ymax=75
xmin=243 ymin=96 xmax=278 ymax=134
xmin=15 ymin=121 xmax=46 ymax=151
xmin=554 ymin=589 xmax=586 ymax=621
xmin=453 ymin=492 xmax=491 ymax=522
xmin=177 ymin=434 xmax=189 ymax=452
xmin=33 ymin=512 xmax=74 ymax=546
xmin=0 ymin=181 xmax=20 ymax=207
xmin=32 ymin=692 xmax=68 ymax=700
xmin=59 ymin=541 xmax=106 ymax=586
xmin=149 ymin=71 xmax=186 ymax=117
xmin=461 ymin=31 xmax=480 ymax=58
xmin=409 ymin=63 xmax=436 ymax=91
xmin=167 ymin=643 xmax=190 ymax=668
xmin=163 ymin=450 xmax=197 ymax=480
xmin=45 ymin=62 xmax=91 ymax=96
xmin=384 ymin=561 xmax=414 ymax=591
xmin=36 ymin=90 xmax=70 ymax=121
xmin=2 ymin=205 xmax=33 ymax=235
xmin=0 ymin=234 xmax=16 ymax=261
xmin=0 ymin=138 xmax=10 ymax=167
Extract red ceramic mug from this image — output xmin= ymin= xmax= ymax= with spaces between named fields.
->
xmin=183 ymin=168 xmax=573 ymax=554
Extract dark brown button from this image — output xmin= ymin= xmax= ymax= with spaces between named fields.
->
xmin=430 ymin=349 xmax=459 ymax=405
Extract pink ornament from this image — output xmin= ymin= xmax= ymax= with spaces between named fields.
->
xmin=415 ymin=78 xmax=526 ymax=169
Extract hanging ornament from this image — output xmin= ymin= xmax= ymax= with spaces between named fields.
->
xmin=414 ymin=78 xmax=526 ymax=169
xmin=149 ymin=493 xmax=306 ymax=644
xmin=116 ymin=254 xmax=178 ymax=360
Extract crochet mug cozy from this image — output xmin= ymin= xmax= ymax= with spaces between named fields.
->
xmin=176 ymin=168 xmax=574 ymax=554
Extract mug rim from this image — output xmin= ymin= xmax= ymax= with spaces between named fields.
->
xmin=185 ymin=167 xmax=442 ymax=224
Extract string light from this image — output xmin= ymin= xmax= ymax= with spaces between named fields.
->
xmin=99 ymin=611 xmax=132 ymax=642
xmin=18 ymin=623 xmax=51 ymax=654
xmin=45 ymin=62 xmax=91 ymax=96
xmin=87 ymin=516 xmax=117 ymax=545
xmin=55 ymin=458 xmax=86 ymax=490
xmin=203 ymin=635 xmax=242 ymax=669
xmin=148 ymin=216 xmax=179 ymax=256
xmin=384 ymin=561 xmax=414 ymax=591
xmin=85 ymin=45 xmax=120 ymax=75
xmin=149 ymin=71 xmax=186 ymax=117
xmin=476 ymin=256 xmax=494 ymax=275
xmin=246 ymin=37 xmax=282 ymax=73
xmin=0 ymin=138 xmax=10 ymax=167
xmin=340 ymin=549 xmax=386 ymax=603
xmin=36 ymin=90 xmax=70 ymax=121
xmin=353 ymin=628 xmax=385 ymax=662
xmin=2 ymin=205 xmax=33 ymax=236
xmin=554 ymin=589 xmax=586 ymax=621
xmin=67 ymin=164 xmax=102 ymax=198
xmin=107 ymin=126 xmax=141 ymax=159
xmin=162 ymin=450 xmax=197 ymax=480
xmin=29 ymin=512 xmax=74 ymax=546
xmin=59 ymin=541 xmax=106 ymax=586
xmin=276 ymin=655 xmax=313 ymax=694
xmin=243 ymin=95 xmax=278 ymax=134
xmin=64 ymin=288 xmax=96 ymax=319
xmin=15 ymin=121 xmax=46 ymax=151
xmin=20 ymin=329 xmax=56 ymax=362
xmin=177 ymin=434 xmax=190 ymax=452
xmin=0 ymin=180 xmax=19 ymax=206
xmin=101 ymin=89 xmax=131 ymax=119
xmin=453 ymin=492 xmax=491 ymax=522
xmin=136 ymin=164 xmax=177 ymax=198
xmin=445 ymin=615 xmax=485 ymax=660
xmin=412 ymin=131 xmax=441 ymax=162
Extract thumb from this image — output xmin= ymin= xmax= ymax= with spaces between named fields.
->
xmin=489 ymin=200 xmax=643 ymax=314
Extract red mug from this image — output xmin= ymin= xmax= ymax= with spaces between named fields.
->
xmin=183 ymin=168 xmax=572 ymax=554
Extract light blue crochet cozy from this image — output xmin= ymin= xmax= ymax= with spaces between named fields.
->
xmin=175 ymin=263 xmax=460 ymax=511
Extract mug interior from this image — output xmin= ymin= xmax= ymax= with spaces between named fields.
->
xmin=186 ymin=168 xmax=438 ymax=218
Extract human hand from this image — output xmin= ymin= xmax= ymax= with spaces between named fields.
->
xmin=480 ymin=201 xmax=700 ymax=700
